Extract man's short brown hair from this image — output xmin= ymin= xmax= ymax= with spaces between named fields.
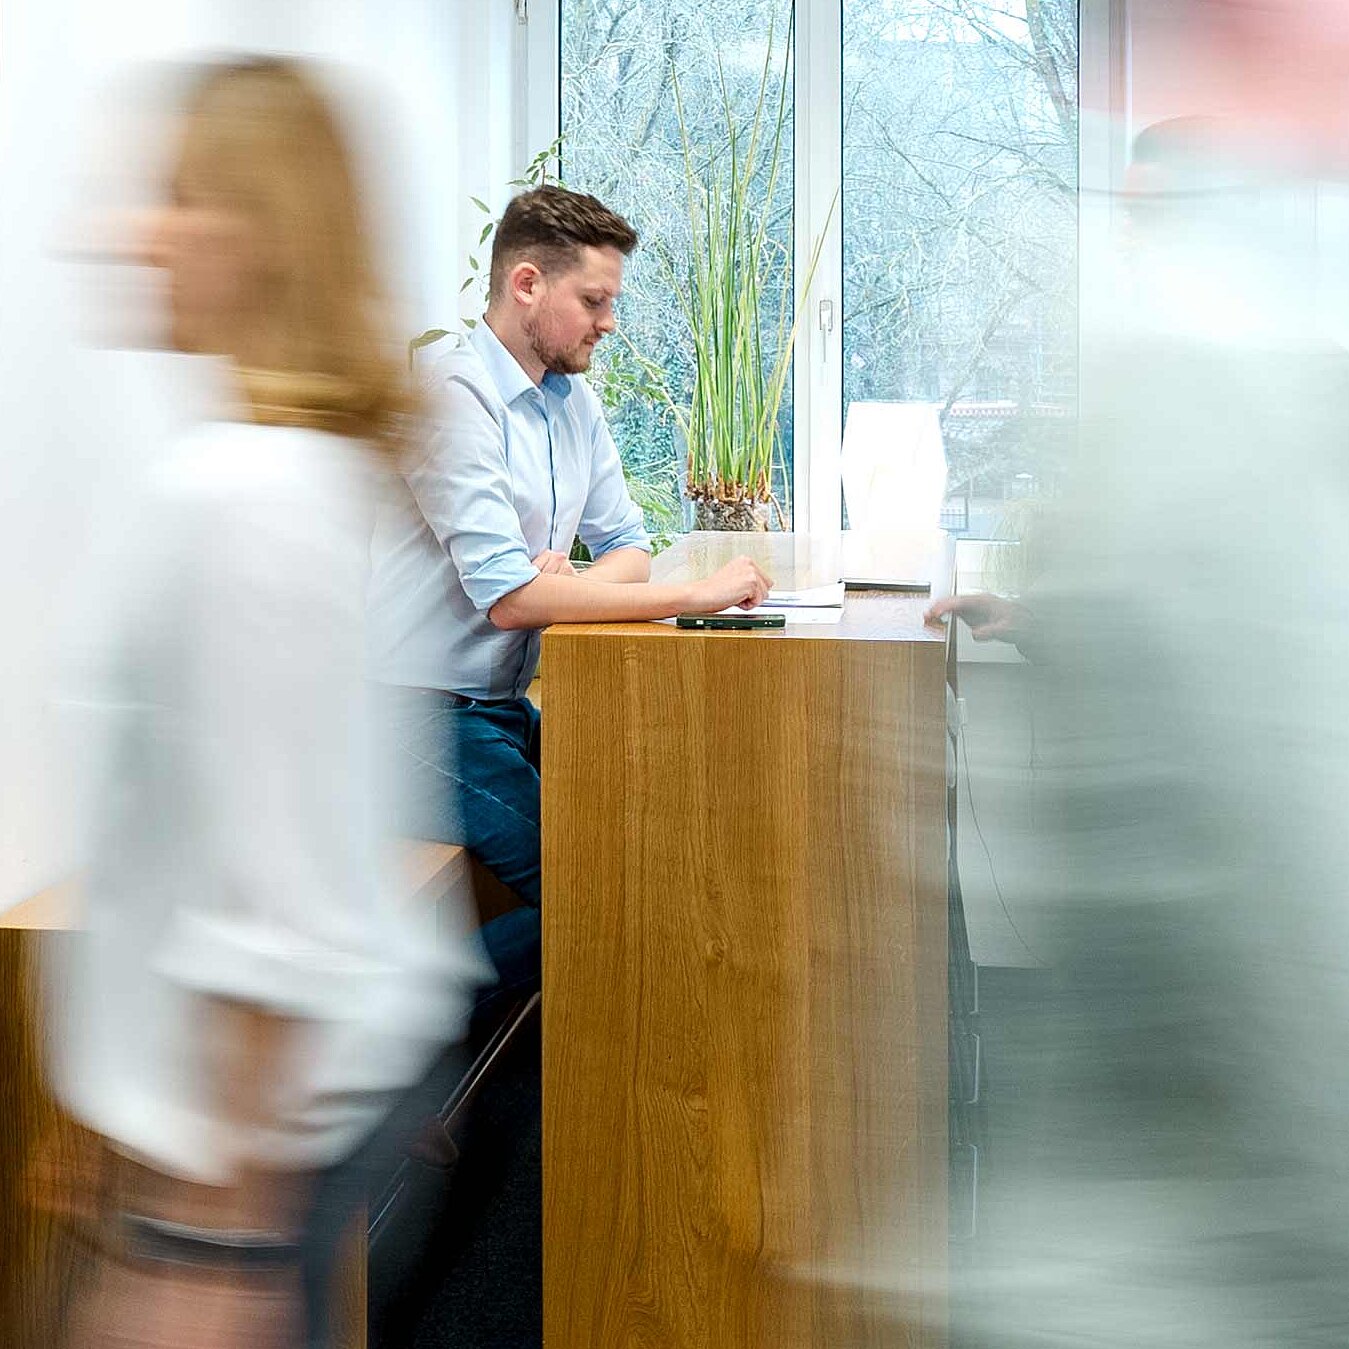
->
xmin=488 ymin=186 xmax=638 ymax=300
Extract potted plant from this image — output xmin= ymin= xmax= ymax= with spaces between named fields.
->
xmin=660 ymin=9 xmax=834 ymax=531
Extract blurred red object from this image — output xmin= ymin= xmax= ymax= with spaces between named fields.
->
xmin=1106 ymin=0 xmax=1349 ymax=173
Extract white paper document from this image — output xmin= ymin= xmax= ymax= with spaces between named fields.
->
xmin=764 ymin=580 xmax=846 ymax=607
xmin=755 ymin=606 xmax=844 ymax=625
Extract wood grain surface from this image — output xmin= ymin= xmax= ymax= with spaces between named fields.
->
xmin=541 ymin=534 xmax=951 ymax=1347
xmin=0 ymin=925 xmax=84 ymax=1349
xmin=557 ymin=587 xmax=942 ymax=645
xmin=0 ymin=841 xmax=469 ymax=1349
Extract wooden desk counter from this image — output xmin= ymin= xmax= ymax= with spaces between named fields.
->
xmin=553 ymin=588 xmax=940 ymax=644
xmin=541 ymin=533 xmax=951 ymax=1348
xmin=0 ymin=841 xmax=472 ymax=1349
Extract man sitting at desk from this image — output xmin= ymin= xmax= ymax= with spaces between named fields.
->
xmin=370 ymin=185 xmax=770 ymax=992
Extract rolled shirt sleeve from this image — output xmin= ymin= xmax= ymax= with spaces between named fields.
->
xmin=406 ymin=375 xmax=541 ymax=615
xmin=367 ymin=321 xmax=653 ymax=699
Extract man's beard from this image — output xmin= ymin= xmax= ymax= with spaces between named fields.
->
xmin=524 ymin=312 xmax=594 ymax=375
xmin=541 ymin=344 xmax=592 ymax=375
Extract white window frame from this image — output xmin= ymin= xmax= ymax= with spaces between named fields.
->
xmin=518 ymin=0 xmax=561 ymax=178
xmin=519 ymin=0 xmax=1126 ymax=532
xmin=794 ymin=0 xmax=844 ymax=534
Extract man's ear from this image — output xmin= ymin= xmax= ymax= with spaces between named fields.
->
xmin=508 ymin=260 xmax=544 ymax=307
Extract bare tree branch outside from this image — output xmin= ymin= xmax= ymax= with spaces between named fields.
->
xmin=563 ymin=0 xmax=1078 ymax=537
xmin=843 ymin=0 xmax=1078 ymax=534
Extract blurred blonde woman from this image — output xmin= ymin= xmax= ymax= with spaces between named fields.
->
xmin=56 ymin=57 xmax=479 ymax=1349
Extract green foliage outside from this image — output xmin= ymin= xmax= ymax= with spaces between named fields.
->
xmin=564 ymin=0 xmax=1079 ymax=534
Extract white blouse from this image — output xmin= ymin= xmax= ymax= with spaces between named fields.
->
xmin=53 ymin=420 xmax=486 ymax=1184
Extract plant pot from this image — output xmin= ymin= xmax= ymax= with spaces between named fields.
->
xmin=683 ymin=494 xmax=771 ymax=532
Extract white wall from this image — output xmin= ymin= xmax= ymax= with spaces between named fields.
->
xmin=0 ymin=0 xmax=521 ymax=910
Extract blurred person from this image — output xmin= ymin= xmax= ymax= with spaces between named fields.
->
xmin=367 ymin=184 xmax=771 ymax=1003
xmin=51 ymin=57 xmax=482 ymax=1349
xmin=927 ymin=112 xmax=1349 ymax=1346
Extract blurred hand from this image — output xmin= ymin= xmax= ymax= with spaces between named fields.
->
xmin=925 ymin=593 xmax=1029 ymax=645
xmin=532 ymin=549 xmax=579 ymax=577
xmin=693 ymin=557 xmax=773 ymax=612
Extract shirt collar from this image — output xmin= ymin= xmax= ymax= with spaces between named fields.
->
xmin=472 ymin=320 xmax=574 ymax=405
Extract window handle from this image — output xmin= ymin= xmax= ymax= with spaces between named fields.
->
xmin=818 ymin=299 xmax=834 ymax=365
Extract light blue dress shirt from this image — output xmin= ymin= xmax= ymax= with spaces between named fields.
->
xmin=368 ymin=321 xmax=650 ymax=699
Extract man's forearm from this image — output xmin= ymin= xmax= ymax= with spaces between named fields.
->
xmin=489 ymin=572 xmax=699 ymax=629
xmin=583 ymin=546 xmax=651 ymax=583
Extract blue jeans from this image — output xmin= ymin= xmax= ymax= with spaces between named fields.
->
xmin=384 ymin=687 xmax=542 ymax=1002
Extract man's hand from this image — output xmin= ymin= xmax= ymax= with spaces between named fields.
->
xmin=690 ymin=557 xmax=773 ymax=613
xmin=532 ymin=549 xmax=579 ymax=577
xmin=925 ymin=593 xmax=1029 ymax=645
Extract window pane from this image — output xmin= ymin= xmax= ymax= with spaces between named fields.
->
xmin=561 ymin=0 xmax=795 ymax=538
xmin=842 ymin=0 xmax=1079 ymax=539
